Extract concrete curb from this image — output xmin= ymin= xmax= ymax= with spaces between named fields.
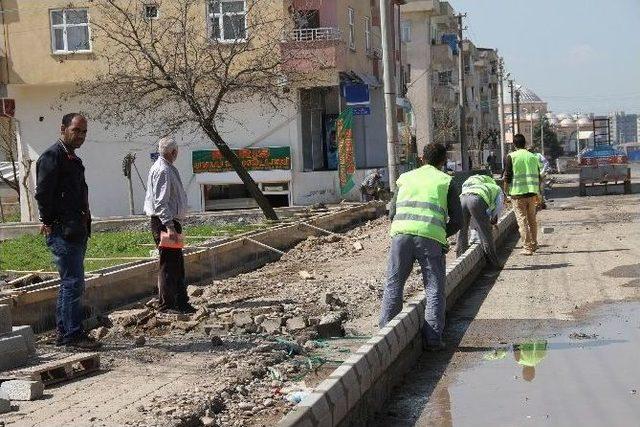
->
xmin=0 ymin=203 xmax=385 ymax=332
xmin=278 ymin=210 xmax=517 ymax=427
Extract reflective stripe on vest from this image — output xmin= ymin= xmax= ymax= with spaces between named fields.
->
xmin=509 ymin=149 xmax=540 ymax=196
xmin=390 ymin=165 xmax=452 ymax=246
xmin=461 ymin=176 xmax=500 ymax=211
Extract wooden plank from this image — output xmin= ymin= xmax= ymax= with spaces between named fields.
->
xmin=9 ymin=353 xmax=100 ymax=387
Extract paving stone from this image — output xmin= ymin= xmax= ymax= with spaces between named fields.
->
xmin=1 ymin=379 xmax=44 ymax=401
xmin=0 ymin=335 xmax=29 ymax=371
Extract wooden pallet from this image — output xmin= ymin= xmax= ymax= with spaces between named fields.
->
xmin=8 ymin=352 xmax=100 ymax=387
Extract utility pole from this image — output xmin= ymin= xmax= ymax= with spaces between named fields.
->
xmin=515 ymin=89 xmax=521 ymax=135
xmin=497 ymin=56 xmax=506 ymax=169
xmin=509 ymin=80 xmax=515 ymax=140
xmin=456 ymin=13 xmax=468 ymax=171
xmin=379 ymin=0 xmax=399 ymax=192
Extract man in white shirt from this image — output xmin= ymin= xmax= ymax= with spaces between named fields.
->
xmin=144 ymin=137 xmax=194 ymax=314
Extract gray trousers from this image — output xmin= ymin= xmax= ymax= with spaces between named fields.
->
xmin=456 ymin=194 xmax=500 ymax=266
xmin=379 ymin=234 xmax=447 ymax=344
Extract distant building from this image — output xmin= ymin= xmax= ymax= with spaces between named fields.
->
xmin=609 ymin=111 xmax=638 ymax=144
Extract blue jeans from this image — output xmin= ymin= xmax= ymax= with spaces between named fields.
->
xmin=379 ymin=234 xmax=447 ymax=344
xmin=47 ymin=232 xmax=87 ymax=342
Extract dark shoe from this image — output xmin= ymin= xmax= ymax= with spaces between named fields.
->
xmin=488 ymin=261 xmax=505 ymax=270
xmin=55 ymin=335 xmax=64 ymax=347
xmin=65 ymin=334 xmax=102 ymax=350
xmin=177 ymin=303 xmax=197 ymax=314
xmin=158 ymin=307 xmax=182 ymax=315
xmin=423 ymin=339 xmax=447 ymax=352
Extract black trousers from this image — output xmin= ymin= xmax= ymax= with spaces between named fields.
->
xmin=150 ymin=217 xmax=188 ymax=310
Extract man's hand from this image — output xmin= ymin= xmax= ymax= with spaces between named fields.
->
xmin=40 ymin=224 xmax=52 ymax=236
xmin=166 ymin=225 xmax=179 ymax=241
xmin=490 ymin=216 xmax=498 ymax=226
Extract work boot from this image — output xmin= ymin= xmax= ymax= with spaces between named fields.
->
xmin=65 ymin=334 xmax=102 ymax=351
xmin=178 ymin=303 xmax=197 ymax=314
xmin=423 ymin=339 xmax=447 ymax=352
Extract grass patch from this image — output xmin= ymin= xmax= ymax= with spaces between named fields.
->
xmin=0 ymin=222 xmax=266 ymax=273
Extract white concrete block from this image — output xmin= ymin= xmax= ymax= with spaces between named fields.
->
xmin=8 ymin=326 xmax=36 ymax=354
xmin=0 ymin=335 xmax=29 ymax=371
xmin=1 ymin=380 xmax=44 ymax=401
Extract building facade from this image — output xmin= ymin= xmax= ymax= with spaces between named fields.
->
xmin=609 ymin=111 xmax=638 ymax=145
xmin=0 ymin=0 xmax=407 ymax=220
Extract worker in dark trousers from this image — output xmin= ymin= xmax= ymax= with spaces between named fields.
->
xmin=380 ymin=143 xmax=462 ymax=351
xmin=456 ymin=174 xmax=505 ymax=269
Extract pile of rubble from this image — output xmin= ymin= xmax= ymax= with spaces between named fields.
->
xmin=82 ymin=218 xmax=397 ymax=426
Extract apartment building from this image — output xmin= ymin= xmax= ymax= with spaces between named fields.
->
xmin=401 ymin=0 xmax=499 ymax=166
xmin=609 ymin=111 xmax=638 ymax=145
xmin=0 ymin=0 xmax=405 ymax=220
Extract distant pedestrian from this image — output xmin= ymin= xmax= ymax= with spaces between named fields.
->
xmin=144 ymin=137 xmax=195 ymax=314
xmin=504 ymin=134 xmax=541 ymax=255
xmin=35 ymin=113 xmax=100 ymax=350
xmin=536 ymin=152 xmax=551 ymax=208
xmin=380 ymin=143 xmax=462 ymax=351
xmin=361 ymin=169 xmax=382 ymax=201
xmin=456 ymin=174 xmax=504 ymax=268
xmin=487 ymin=151 xmax=497 ymax=173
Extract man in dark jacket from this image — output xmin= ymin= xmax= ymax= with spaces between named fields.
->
xmin=35 ymin=113 xmax=100 ymax=349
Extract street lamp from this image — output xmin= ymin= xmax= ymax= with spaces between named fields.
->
xmin=523 ymin=108 xmax=539 ymax=148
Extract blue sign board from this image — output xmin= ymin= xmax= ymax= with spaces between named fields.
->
xmin=352 ymin=106 xmax=371 ymax=116
xmin=343 ymin=84 xmax=370 ymax=106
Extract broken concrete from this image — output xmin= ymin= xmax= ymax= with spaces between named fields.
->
xmin=0 ymin=380 xmax=44 ymax=401
xmin=261 ymin=318 xmax=283 ymax=334
xmin=285 ymin=316 xmax=307 ymax=332
xmin=7 ymin=326 xmax=36 ymax=353
xmin=316 ymin=312 xmax=345 ymax=338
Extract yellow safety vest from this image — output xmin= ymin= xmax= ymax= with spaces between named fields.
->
xmin=461 ymin=175 xmax=501 ymax=211
xmin=390 ymin=165 xmax=451 ymax=246
xmin=509 ymin=149 xmax=540 ymax=196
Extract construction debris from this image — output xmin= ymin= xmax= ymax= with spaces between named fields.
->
xmin=0 ymin=380 xmax=44 ymax=401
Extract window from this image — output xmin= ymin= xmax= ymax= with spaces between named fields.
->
xmin=208 ymin=0 xmax=247 ymax=42
xmin=364 ymin=16 xmax=371 ymax=52
xmin=400 ymin=20 xmax=411 ymax=43
xmin=144 ymin=4 xmax=159 ymax=20
xmin=348 ymin=8 xmax=355 ymax=50
xmin=50 ymin=9 xmax=91 ymax=54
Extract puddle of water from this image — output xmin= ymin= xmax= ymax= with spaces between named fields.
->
xmin=417 ymin=303 xmax=640 ymax=426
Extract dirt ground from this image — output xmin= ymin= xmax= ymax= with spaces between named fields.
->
xmin=2 ymin=214 xmax=458 ymax=427
xmin=379 ymin=178 xmax=640 ymax=426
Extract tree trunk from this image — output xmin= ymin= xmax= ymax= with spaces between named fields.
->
xmin=202 ymin=125 xmax=278 ymax=221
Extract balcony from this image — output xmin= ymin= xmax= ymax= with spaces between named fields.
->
xmin=281 ymin=27 xmax=345 ymax=75
xmin=289 ymin=27 xmax=342 ymax=42
xmin=432 ymin=44 xmax=455 ymax=68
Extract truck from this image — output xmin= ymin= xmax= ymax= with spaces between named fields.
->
xmin=578 ymin=117 xmax=631 ymax=196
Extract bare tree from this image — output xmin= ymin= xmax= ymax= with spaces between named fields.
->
xmin=65 ymin=0 xmax=325 ymax=220
xmin=0 ymin=117 xmax=20 ymax=198
xmin=433 ymin=106 xmax=459 ymax=148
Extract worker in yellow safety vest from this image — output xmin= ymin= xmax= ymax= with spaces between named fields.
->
xmin=380 ymin=143 xmax=462 ymax=351
xmin=514 ymin=340 xmax=548 ymax=382
xmin=503 ymin=134 xmax=541 ymax=255
xmin=457 ymin=174 xmax=505 ymax=268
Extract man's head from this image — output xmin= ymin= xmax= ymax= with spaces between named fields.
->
xmin=513 ymin=133 xmax=526 ymax=149
xmin=423 ymin=143 xmax=448 ymax=169
xmin=60 ymin=113 xmax=87 ymax=150
xmin=158 ymin=136 xmax=178 ymax=163
xmin=522 ymin=366 xmax=536 ymax=382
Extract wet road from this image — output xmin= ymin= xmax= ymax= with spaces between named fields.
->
xmin=378 ymin=185 xmax=640 ymax=426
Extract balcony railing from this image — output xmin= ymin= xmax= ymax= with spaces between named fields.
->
xmin=289 ymin=27 xmax=342 ymax=42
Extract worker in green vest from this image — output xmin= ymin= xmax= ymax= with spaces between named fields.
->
xmin=380 ymin=143 xmax=462 ymax=351
xmin=503 ymin=134 xmax=541 ymax=256
xmin=514 ymin=340 xmax=548 ymax=382
xmin=456 ymin=174 xmax=505 ymax=268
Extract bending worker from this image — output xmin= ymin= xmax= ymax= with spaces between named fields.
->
xmin=504 ymin=134 xmax=541 ymax=256
xmin=380 ymin=143 xmax=461 ymax=351
xmin=456 ymin=174 xmax=504 ymax=269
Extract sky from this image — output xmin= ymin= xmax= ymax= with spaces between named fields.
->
xmin=450 ymin=0 xmax=640 ymax=115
